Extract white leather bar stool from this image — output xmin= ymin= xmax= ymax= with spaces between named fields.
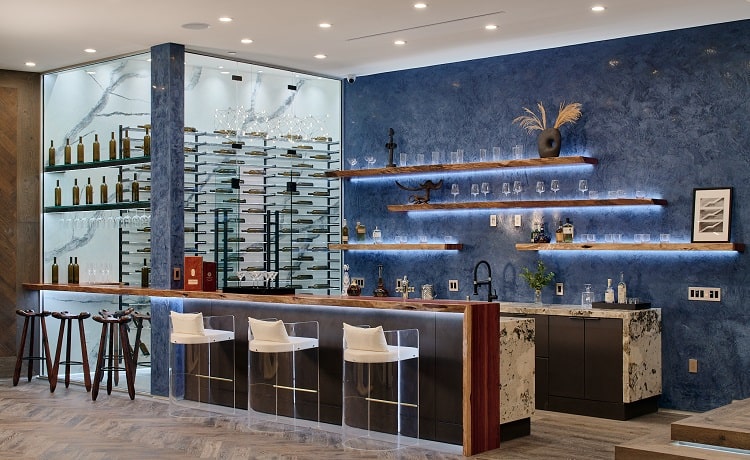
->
xmin=342 ymin=323 xmax=419 ymax=451
xmin=247 ymin=317 xmax=319 ymax=431
xmin=169 ymin=311 xmax=235 ymax=417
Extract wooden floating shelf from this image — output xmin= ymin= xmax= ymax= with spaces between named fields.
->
xmin=44 ymin=201 xmax=151 ymax=213
xmin=44 ymin=156 xmax=151 ymax=173
xmin=387 ymin=198 xmax=667 ymax=212
xmin=329 ymin=243 xmax=463 ymax=251
xmin=326 ymin=156 xmax=598 ymax=178
xmin=515 ymin=242 xmax=744 ymax=252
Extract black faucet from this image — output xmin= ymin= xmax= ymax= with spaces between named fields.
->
xmin=473 ymin=260 xmax=498 ymax=302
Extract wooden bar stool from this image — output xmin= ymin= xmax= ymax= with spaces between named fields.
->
xmin=13 ymin=309 xmax=53 ymax=388
xmin=50 ymin=311 xmax=92 ymax=392
xmin=131 ymin=311 xmax=152 ymax=369
xmin=92 ymin=312 xmax=136 ymax=400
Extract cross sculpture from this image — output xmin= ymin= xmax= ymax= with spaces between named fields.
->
xmin=396 ymin=275 xmax=415 ymax=300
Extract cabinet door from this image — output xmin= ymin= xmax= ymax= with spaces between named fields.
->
xmin=583 ymin=317 xmax=623 ymax=402
xmin=548 ymin=316 xmax=585 ymax=399
xmin=532 ymin=314 xmax=549 ymax=357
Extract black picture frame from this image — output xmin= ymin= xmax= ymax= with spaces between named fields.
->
xmin=691 ymin=187 xmax=733 ymax=243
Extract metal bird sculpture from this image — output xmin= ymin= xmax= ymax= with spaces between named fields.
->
xmin=395 ymin=179 xmax=444 ymax=204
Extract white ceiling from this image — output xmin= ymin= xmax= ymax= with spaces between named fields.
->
xmin=1 ymin=0 xmax=749 ymax=78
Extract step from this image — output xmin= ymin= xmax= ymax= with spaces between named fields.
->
xmin=671 ymin=399 xmax=750 ymax=451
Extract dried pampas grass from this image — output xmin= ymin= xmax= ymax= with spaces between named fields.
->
xmin=513 ymin=101 xmax=582 ymax=133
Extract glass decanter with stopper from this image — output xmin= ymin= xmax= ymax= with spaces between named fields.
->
xmin=581 ymin=283 xmax=594 ymax=309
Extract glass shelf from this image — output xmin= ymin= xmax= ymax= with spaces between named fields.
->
xmin=44 ymin=201 xmax=151 ymax=213
xmin=45 ymin=156 xmax=151 ymax=173
xmin=329 ymin=243 xmax=463 ymax=251
xmin=515 ymin=242 xmax=744 ymax=252
xmin=387 ymin=198 xmax=667 ymax=212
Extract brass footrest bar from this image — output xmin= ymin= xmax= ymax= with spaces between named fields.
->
xmin=194 ymin=374 xmax=233 ymax=383
xmin=365 ymin=397 xmax=418 ymax=408
xmin=272 ymin=384 xmax=318 ymax=393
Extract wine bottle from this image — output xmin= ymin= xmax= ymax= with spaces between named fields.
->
xmin=67 ymin=257 xmax=74 ymax=284
xmin=562 ymin=218 xmax=574 ymax=243
xmin=64 ymin=138 xmax=72 ymax=165
xmin=141 ymin=258 xmax=150 ymax=288
xmin=555 ymin=220 xmax=564 ymax=243
xmin=92 ymin=134 xmax=100 ymax=162
xmin=77 ymin=136 xmax=85 ymax=163
xmin=617 ymin=272 xmax=627 ymax=304
xmin=73 ymin=257 xmax=80 ymax=284
xmin=54 ymin=180 xmax=62 ymax=206
xmin=100 ymin=176 xmax=108 ymax=204
xmin=109 ymin=132 xmax=117 ymax=160
xmin=85 ymin=177 xmax=93 ymax=205
xmin=51 ymin=257 xmax=59 ymax=284
xmin=131 ymin=173 xmax=140 ymax=202
xmin=143 ymin=127 xmax=151 ymax=156
xmin=122 ymin=129 xmax=131 ymax=158
xmin=604 ymin=278 xmax=615 ymax=303
xmin=72 ymin=178 xmax=80 ymax=205
xmin=115 ymin=174 xmax=123 ymax=203
xmin=48 ymin=140 xmax=56 ymax=166
xmin=341 ymin=218 xmax=349 ymax=243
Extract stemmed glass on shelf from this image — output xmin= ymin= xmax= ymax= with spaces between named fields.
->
xmin=451 ymin=183 xmax=460 ymax=201
xmin=536 ymin=181 xmax=545 ymax=198
xmin=364 ymin=155 xmax=376 ymax=169
xmin=513 ymin=181 xmax=523 ymax=200
xmin=348 ymin=157 xmax=358 ymax=170
xmin=471 ymin=183 xmax=480 ymax=200
xmin=502 ymin=182 xmax=511 ymax=198
xmin=481 ymin=182 xmax=490 ymax=200
xmin=550 ymin=179 xmax=560 ymax=198
xmin=578 ymin=179 xmax=588 ymax=197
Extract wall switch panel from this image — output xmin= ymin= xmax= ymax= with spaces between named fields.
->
xmin=448 ymin=279 xmax=459 ymax=291
xmin=688 ymin=358 xmax=698 ymax=373
xmin=490 ymin=214 xmax=497 ymax=227
xmin=688 ymin=286 xmax=721 ymax=302
xmin=353 ymin=277 xmax=364 ymax=288
xmin=556 ymin=283 xmax=564 ymax=296
xmin=514 ymin=215 xmax=522 ymax=227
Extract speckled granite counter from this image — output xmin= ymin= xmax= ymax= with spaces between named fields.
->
xmin=499 ymin=317 xmax=535 ymax=439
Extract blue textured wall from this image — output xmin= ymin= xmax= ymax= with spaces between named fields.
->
xmin=342 ymin=20 xmax=750 ymax=412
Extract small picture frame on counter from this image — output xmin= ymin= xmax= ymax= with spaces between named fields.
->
xmin=691 ymin=187 xmax=733 ymax=243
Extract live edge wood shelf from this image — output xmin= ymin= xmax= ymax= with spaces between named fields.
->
xmin=326 ymin=155 xmax=598 ymax=178
xmin=329 ymin=243 xmax=463 ymax=250
xmin=388 ymin=198 xmax=667 ymax=212
xmin=516 ymin=242 xmax=745 ymax=252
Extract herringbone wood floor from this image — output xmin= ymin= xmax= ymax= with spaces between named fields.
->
xmin=0 ymin=378 xmax=686 ymax=459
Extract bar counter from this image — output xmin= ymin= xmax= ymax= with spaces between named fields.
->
xmin=24 ymin=283 xmax=500 ymax=456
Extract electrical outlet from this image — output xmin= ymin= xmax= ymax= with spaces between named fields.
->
xmin=688 ymin=358 xmax=698 ymax=373
xmin=556 ymin=283 xmax=564 ymax=296
xmin=353 ymin=277 xmax=364 ymax=288
xmin=688 ymin=286 xmax=721 ymax=302
xmin=448 ymin=279 xmax=459 ymax=292
xmin=490 ymin=214 xmax=497 ymax=227
xmin=173 ymin=267 xmax=181 ymax=281
xmin=396 ymin=278 xmax=402 ymax=290
xmin=514 ymin=214 xmax=522 ymax=227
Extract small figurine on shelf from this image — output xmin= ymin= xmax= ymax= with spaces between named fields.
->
xmin=342 ymin=264 xmax=350 ymax=296
xmin=373 ymin=264 xmax=390 ymax=297
xmin=346 ymin=281 xmax=362 ymax=296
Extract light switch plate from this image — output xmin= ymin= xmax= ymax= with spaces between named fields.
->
xmin=556 ymin=283 xmax=564 ymax=296
xmin=448 ymin=279 xmax=459 ymax=291
xmin=490 ymin=215 xmax=497 ymax=227
xmin=514 ymin=215 xmax=522 ymax=227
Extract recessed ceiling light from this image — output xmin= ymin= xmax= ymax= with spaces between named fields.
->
xmin=86 ymin=71 xmax=96 ymax=75
xmin=314 ymin=54 xmax=327 ymax=59
xmin=394 ymin=40 xmax=406 ymax=46
xmin=218 ymin=16 xmax=233 ymax=22
xmin=485 ymin=24 xmax=498 ymax=30
xmin=591 ymin=5 xmax=606 ymax=12
xmin=84 ymin=48 xmax=96 ymax=53
xmin=319 ymin=22 xmax=332 ymax=28
xmin=182 ymin=22 xmax=210 ymax=30
xmin=220 ymin=71 xmax=230 ymax=74
xmin=25 ymin=62 xmax=36 ymax=67
xmin=414 ymin=2 xmax=427 ymax=8
xmin=241 ymin=38 xmax=253 ymax=44
xmin=227 ymin=51 xmax=237 ymax=55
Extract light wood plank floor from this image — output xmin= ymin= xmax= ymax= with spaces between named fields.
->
xmin=0 ymin=378 xmax=688 ymax=459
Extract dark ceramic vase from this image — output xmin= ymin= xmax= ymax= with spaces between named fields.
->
xmin=537 ymin=128 xmax=562 ymax=158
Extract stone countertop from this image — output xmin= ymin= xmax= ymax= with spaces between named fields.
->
xmin=499 ymin=302 xmax=660 ymax=318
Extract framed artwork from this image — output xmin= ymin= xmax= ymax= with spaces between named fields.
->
xmin=692 ymin=188 xmax=733 ymax=242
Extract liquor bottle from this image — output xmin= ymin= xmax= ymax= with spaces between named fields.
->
xmin=48 ymin=140 xmax=56 ymax=166
xmin=77 ymin=136 xmax=85 ymax=163
xmin=54 ymin=180 xmax=62 ymax=206
xmin=562 ymin=218 xmax=574 ymax=243
xmin=141 ymin=258 xmax=150 ymax=288
xmin=72 ymin=178 xmax=80 ymax=205
xmin=555 ymin=220 xmax=564 ymax=243
xmin=85 ymin=177 xmax=93 ymax=204
xmin=131 ymin=173 xmax=140 ymax=202
xmin=73 ymin=257 xmax=80 ymax=284
xmin=109 ymin=132 xmax=117 ymax=160
xmin=355 ymin=221 xmax=366 ymax=241
xmin=64 ymin=138 xmax=72 ymax=165
xmin=143 ymin=127 xmax=151 ymax=156
xmin=92 ymin=134 xmax=100 ymax=162
xmin=617 ymin=272 xmax=627 ymax=304
xmin=122 ymin=129 xmax=131 ymax=158
xmin=115 ymin=174 xmax=123 ymax=203
xmin=341 ymin=218 xmax=349 ymax=243
xmin=67 ymin=257 xmax=74 ymax=284
xmin=51 ymin=257 xmax=59 ymax=284
xmin=530 ymin=222 xmax=539 ymax=243
xmin=100 ymin=176 xmax=108 ymax=204
xmin=604 ymin=278 xmax=615 ymax=303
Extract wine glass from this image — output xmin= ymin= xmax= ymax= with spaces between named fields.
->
xmin=502 ymin=182 xmax=511 ymax=197
xmin=479 ymin=149 xmax=488 ymax=162
xmin=471 ymin=183 xmax=480 ymax=200
xmin=348 ymin=157 xmax=358 ymax=169
xmin=451 ymin=183 xmax=460 ymax=201
xmin=481 ymin=182 xmax=490 ymax=200
xmin=536 ymin=181 xmax=545 ymax=197
xmin=550 ymin=179 xmax=560 ymax=198
xmin=513 ymin=181 xmax=522 ymax=200
xmin=364 ymin=155 xmax=375 ymax=169
xmin=578 ymin=179 xmax=588 ymax=197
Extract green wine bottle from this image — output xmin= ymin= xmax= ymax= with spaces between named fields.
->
xmin=51 ymin=257 xmax=59 ymax=284
xmin=92 ymin=134 xmax=100 ymax=162
xmin=48 ymin=140 xmax=56 ymax=166
xmin=100 ymin=176 xmax=108 ymax=204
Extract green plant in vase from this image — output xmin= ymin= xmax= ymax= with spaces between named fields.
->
xmin=520 ymin=260 xmax=555 ymax=304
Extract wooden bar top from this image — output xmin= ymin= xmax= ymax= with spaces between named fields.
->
xmin=23 ymin=283 xmax=492 ymax=314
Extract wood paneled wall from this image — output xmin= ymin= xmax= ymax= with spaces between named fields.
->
xmin=0 ymin=70 xmax=40 ymax=377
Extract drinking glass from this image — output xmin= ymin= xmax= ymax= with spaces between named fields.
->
xmin=502 ymin=182 xmax=511 ymax=197
xmin=431 ymin=151 xmax=441 ymax=165
xmin=550 ymin=179 xmax=560 ymax=197
xmin=399 ymin=153 xmax=408 ymax=166
xmin=348 ymin=157 xmax=358 ymax=169
xmin=471 ymin=183 xmax=480 ymax=200
xmin=451 ymin=183 xmax=460 ymax=201
xmin=364 ymin=155 xmax=375 ymax=169
xmin=450 ymin=151 xmax=459 ymax=164
xmin=512 ymin=144 xmax=524 ymax=159
xmin=492 ymin=147 xmax=502 ymax=161
xmin=536 ymin=181 xmax=545 ymax=197
xmin=481 ymin=182 xmax=490 ymax=200
xmin=479 ymin=149 xmax=488 ymax=162
xmin=513 ymin=181 xmax=522 ymax=200
xmin=578 ymin=179 xmax=588 ymax=196
xmin=456 ymin=149 xmax=464 ymax=163
xmin=415 ymin=153 xmax=425 ymax=165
